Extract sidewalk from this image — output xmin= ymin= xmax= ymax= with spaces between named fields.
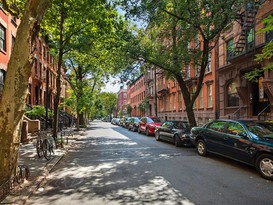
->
xmin=1 ymin=129 xmax=84 ymax=205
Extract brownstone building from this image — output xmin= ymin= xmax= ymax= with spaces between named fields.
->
xmin=0 ymin=8 xmax=73 ymax=129
xmin=217 ymin=1 xmax=273 ymax=120
xmin=127 ymin=75 xmax=146 ymax=117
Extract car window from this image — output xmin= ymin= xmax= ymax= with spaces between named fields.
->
xmin=226 ymin=122 xmax=246 ymax=137
xmin=173 ymin=121 xmax=191 ymax=129
xmin=207 ymin=121 xmax=226 ymax=133
xmin=161 ymin=122 xmax=168 ymax=128
xmin=134 ymin=118 xmax=140 ymax=122
xmin=151 ymin=118 xmax=161 ymax=123
xmin=246 ymin=122 xmax=273 ymax=139
xmin=141 ymin=118 xmax=147 ymax=123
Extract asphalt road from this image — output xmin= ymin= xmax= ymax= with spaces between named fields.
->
xmin=26 ymin=121 xmax=273 ymax=205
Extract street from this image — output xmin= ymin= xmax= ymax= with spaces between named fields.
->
xmin=26 ymin=121 xmax=273 ymax=205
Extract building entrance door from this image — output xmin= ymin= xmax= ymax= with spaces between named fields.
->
xmin=251 ymin=77 xmax=270 ymax=117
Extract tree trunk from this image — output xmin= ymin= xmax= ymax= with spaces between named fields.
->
xmin=0 ymin=0 xmax=51 ymax=184
xmin=52 ymin=5 xmax=64 ymax=140
xmin=176 ymin=75 xmax=197 ymax=127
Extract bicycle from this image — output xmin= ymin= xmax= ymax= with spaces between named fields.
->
xmin=36 ymin=130 xmax=55 ymax=160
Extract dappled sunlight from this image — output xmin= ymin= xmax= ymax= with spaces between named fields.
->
xmin=107 ymin=176 xmax=194 ymax=205
xmin=29 ymin=156 xmax=195 ymax=205
xmin=90 ymin=139 xmax=138 ymax=146
xmin=26 ymin=123 xmax=196 ymax=205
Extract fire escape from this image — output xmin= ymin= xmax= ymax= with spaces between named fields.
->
xmin=234 ymin=3 xmax=257 ymax=54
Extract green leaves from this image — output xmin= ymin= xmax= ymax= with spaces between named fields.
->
xmin=244 ymin=15 xmax=273 ymax=81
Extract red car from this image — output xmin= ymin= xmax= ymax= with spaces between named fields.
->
xmin=138 ymin=116 xmax=161 ymax=136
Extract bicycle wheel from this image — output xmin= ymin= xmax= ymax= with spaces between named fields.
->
xmin=42 ymin=139 xmax=52 ymax=160
xmin=36 ymin=139 xmax=43 ymax=158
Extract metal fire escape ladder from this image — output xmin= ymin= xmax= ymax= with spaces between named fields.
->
xmin=235 ymin=5 xmax=257 ymax=53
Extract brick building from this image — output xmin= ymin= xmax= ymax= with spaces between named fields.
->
xmin=127 ymin=75 xmax=146 ymax=117
xmin=117 ymin=87 xmax=127 ymax=116
xmin=217 ymin=1 xmax=273 ymax=120
xmin=0 ymin=7 xmax=18 ymax=97
xmin=0 ymin=7 xmax=73 ymax=128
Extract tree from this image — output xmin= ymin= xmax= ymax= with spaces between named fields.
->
xmin=119 ymin=0 xmax=256 ymax=126
xmin=42 ymin=0 xmax=109 ymax=137
xmin=127 ymin=104 xmax=133 ymax=116
xmin=99 ymin=92 xmax=118 ymax=119
xmin=138 ymin=97 xmax=149 ymax=116
xmin=0 ymin=0 xmax=51 ymax=184
xmin=244 ymin=15 xmax=273 ymax=81
xmin=43 ymin=0 xmax=134 ymax=135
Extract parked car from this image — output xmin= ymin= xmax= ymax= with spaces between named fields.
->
xmin=119 ymin=118 xmax=125 ymax=126
xmin=124 ymin=117 xmax=131 ymax=128
xmin=128 ymin=117 xmax=140 ymax=132
xmin=138 ymin=116 xmax=161 ymax=136
xmin=190 ymin=119 xmax=273 ymax=180
xmin=111 ymin=118 xmax=116 ymax=125
xmin=114 ymin=118 xmax=120 ymax=125
xmin=155 ymin=120 xmax=193 ymax=147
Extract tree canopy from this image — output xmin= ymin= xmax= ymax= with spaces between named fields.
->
xmin=117 ymin=0 xmax=256 ymax=125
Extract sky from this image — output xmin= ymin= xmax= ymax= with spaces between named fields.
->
xmin=101 ymin=81 xmax=121 ymax=93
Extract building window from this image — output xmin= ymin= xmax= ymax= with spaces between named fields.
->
xmin=185 ymin=65 xmax=190 ymax=79
xmin=165 ymin=96 xmax=168 ymax=111
xmin=227 ymin=81 xmax=239 ymax=107
xmin=192 ymin=87 xmax=196 ymax=109
xmin=226 ymin=38 xmax=234 ymax=62
xmin=34 ymin=59 xmax=38 ymax=75
xmin=265 ymin=16 xmax=273 ymax=42
xmin=179 ymin=92 xmax=183 ymax=110
xmin=194 ymin=34 xmax=200 ymax=49
xmin=246 ymin=28 xmax=255 ymax=51
xmin=207 ymin=84 xmax=212 ymax=108
xmin=206 ymin=52 xmax=211 ymax=73
xmin=124 ymin=93 xmax=127 ymax=98
xmin=170 ymin=94 xmax=172 ymax=111
xmin=0 ymin=24 xmax=6 ymax=52
xmin=173 ymin=93 xmax=176 ymax=110
xmin=199 ymin=87 xmax=203 ymax=108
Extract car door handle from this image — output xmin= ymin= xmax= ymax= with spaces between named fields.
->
xmin=224 ymin=137 xmax=229 ymax=140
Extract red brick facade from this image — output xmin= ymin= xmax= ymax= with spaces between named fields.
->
xmin=127 ymin=75 xmax=146 ymax=117
xmin=217 ymin=1 xmax=273 ymax=120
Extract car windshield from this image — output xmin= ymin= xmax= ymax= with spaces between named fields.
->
xmin=246 ymin=122 xmax=273 ymax=139
xmin=134 ymin=118 xmax=140 ymax=122
xmin=173 ymin=121 xmax=191 ymax=129
xmin=150 ymin=118 xmax=161 ymax=123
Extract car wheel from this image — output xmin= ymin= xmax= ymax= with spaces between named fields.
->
xmin=256 ymin=154 xmax=273 ymax=180
xmin=155 ymin=131 xmax=160 ymax=141
xmin=196 ymin=139 xmax=208 ymax=156
xmin=138 ymin=127 xmax=141 ymax=134
xmin=146 ymin=128 xmax=150 ymax=136
xmin=174 ymin=135 xmax=182 ymax=147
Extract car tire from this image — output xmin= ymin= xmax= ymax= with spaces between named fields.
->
xmin=138 ymin=127 xmax=141 ymax=134
xmin=155 ymin=131 xmax=160 ymax=141
xmin=174 ymin=135 xmax=182 ymax=147
xmin=256 ymin=154 xmax=273 ymax=180
xmin=146 ymin=128 xmax=150 ymax=136
xmin=196 ymin=139 xmax=208 ymax=156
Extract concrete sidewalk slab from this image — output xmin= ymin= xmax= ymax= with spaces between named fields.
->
xmin=1 ymin=129 xmax=85 ymax=205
